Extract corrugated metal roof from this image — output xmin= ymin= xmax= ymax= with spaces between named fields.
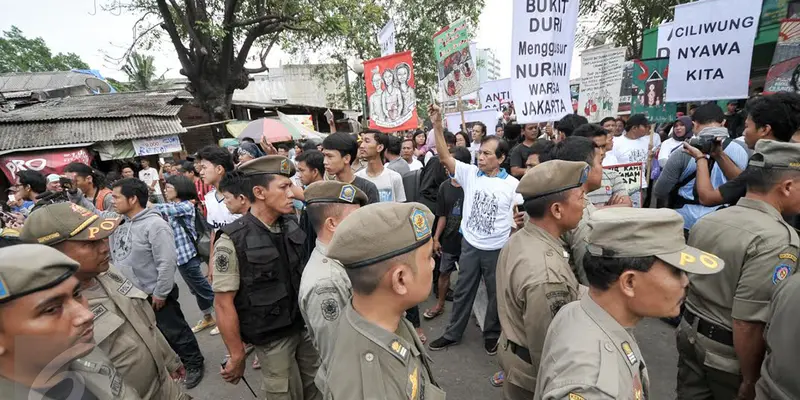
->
xmin=0 ymin=116 xmax=187 ymax=151
xmin=0 ymin=71 xmax=99 ymax=93
xmin=0 ymin=93 xmax=180 ymax=122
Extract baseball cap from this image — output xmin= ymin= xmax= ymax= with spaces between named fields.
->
xmin=20 ymin=203 xmax=122 ymax=245
xmin=46 ymin=174 xmax=61 ymax=183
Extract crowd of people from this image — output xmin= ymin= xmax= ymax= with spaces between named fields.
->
xmin=0 ymin=91 xmax=799 ymax=400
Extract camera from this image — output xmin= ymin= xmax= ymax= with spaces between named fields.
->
xmin=688 ymin=136 xmax=718 ymax=154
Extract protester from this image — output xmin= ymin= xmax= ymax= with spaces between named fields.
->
xmin=725 ymin=100 xmax=745 ymax=138
xmin=179 ymin=160 xmax=212 ymax=217
xmin=15 ymin=170 xmax=46 ymax=206
xmin=64 ymin=162 xmax=113 ymax=211
xmin=413 ymin=130 xmax=428 ymax=157
xmin=195 ymin=146 xmax=240 ymax=230
xmin=495 ymin=124 xmax=505 ymax=137
xmin=218 ymin=171 xmax=252 ymax=216
xmin=46 ymin=174 xmax=62 ymax=192
xmin=609 ymin=114 xmax=661 ymax=205
xmin=401 ymin=138 xmax=424 ymax=171
xmin=237 ymin=142 xmax=264 ymax=166
xmin=524 ymin=139 xmax=554 ymax=169
xmin=356 ymin=130 xmax=406 ymax=202
xmin=614 ymin=118 xmax=626 ymax=137
xmin=455 ymin=131 xmax=469 ymax=148
xmin=572 ymin=124 xmax=633 ymax=208
xmin=382 ymin=134 xmax=411 ymax=174
xmin=509 ymin=123 xmax=540 ymax=178
xmin=139 ymin=159 xmax=164 ymax=203
xmin=122 ymin=164 xmax=136 ymax=179
xmin=555 ymin=114 xmax=588 ymax=140
xmin=658 ymin=116 xmax=694 ymax=167
xmin=599 ymin=117 xmax=620 ymax=165
xmin=322 ymin=132 xmax=379 ymax=204
xmin=295 ymin=149 xmax=326 ymax=187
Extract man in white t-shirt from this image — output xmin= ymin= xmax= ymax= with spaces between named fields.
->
xmin=426 ymin=104 xmax=523 ymax=355
xmin=195 ymin=146 xmax=241 ymax=229
xmin=401 ymin=138 xmax=424 ymax=171
xmin=356 ymin=130 xmax=406 ymax=202
xmin=138 ymin=159 xmax=164 ymax=203
xmin=610 ymin=114 xmax=660 ymax=206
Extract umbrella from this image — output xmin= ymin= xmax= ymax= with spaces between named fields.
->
xmin=227 ymin=114 xmax=327 ymax=143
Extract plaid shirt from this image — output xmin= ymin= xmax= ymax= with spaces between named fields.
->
xmin=154 ymin=201 xmax=197 ymax=265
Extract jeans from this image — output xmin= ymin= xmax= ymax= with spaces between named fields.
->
xmin=178 ymin=256 xmax=215 ymax=315
xmin=151 ymin=284 xmax=205 ymax=370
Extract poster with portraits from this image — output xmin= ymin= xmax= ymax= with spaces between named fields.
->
xmin=433 ymin=18 xmax=480 ymax=101
xmin=364 ymin=51 xmax=419 ymax=132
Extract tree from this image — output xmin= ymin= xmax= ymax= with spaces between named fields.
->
xmin=0 ymin=26 xmax=90 ymax=73
xmin=578 ymin=0 xmax=691 ymax=60
xmin=122 ymin=52 xmax=167 ymax=90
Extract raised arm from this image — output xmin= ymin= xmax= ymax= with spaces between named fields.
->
xmin=428 ymin=103 xmax=455 ymax=175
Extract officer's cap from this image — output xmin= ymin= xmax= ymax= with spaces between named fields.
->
xmin=304 ymin=181 xmax=368 ymax=206
xmin=586 ymin=208 xmax=725 ymax=275
xmin=748 ymin=140 xmax=800 ymax=170
xmin=0 ymin=244 xmax=79 ymax=304
xmin=21 ymin=203 xmax=122 ymax=245
xmin=327 ymin=202 xmax=434 ymax=269
xmin=517 ymin=160 xmax=589 ymax=200
xmin=237 ymin=155 xmax=296 ymax=177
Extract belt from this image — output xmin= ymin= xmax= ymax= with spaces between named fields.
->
xmin=684 ymin=310 xmax=733 ymax=346
xmin=506 ymin=340 xmax=532 ymax=364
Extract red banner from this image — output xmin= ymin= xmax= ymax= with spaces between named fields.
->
xmin=0 ymin=148 xmax=92 ymax=183
xmin=364 ymin=51 xmax=419 ymax=132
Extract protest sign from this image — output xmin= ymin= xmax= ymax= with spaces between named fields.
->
xmin=378 ymin=20 xmax=396 ymax=57
xmin=364 ymin=51 xmax=419 ymax=132
xmin=618 ymin=61 xmax=634 ymax=114
xmin=578 ymin=46 xmax=626 ymax=122
xmin=605 ymin=162 xmax=644 ymax=208
xmin=433 ymin=18 xmax=480 ymax=102
xmin=665 ymin=0 xmax=761 ymax=102
xmin=632 ymin=58 xmax=677 ymax=123
xmin=478 ymin=78 xmax=512 ymax=110
xmin=1 ymin=148 xmax=92 ymax=182
xmin=657 ymin=21 xmax=673 ymax=59
xmin=510 ymin=0 xmax=579 ymax=124
xmin=132 ymin=135 xmax=182 ymax=157
xmin=445 ymin=109 xmax=499 ymax=137
xmin=765 ymin=19 xmax=800 ymax=93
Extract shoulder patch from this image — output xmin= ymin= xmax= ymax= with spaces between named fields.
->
xmin=779 ymin=253 xmax=798 ymax=263
xmin=117 ymin=280 xmax=133 ymax=295
xmin=314 ymin=286 xmax=338 ymax=295
xmin=106 ymin=271 xmax=124 ymax=284
xmin=91 ymin=304 xmax=108 ymax=320
xmin=621 ymin=341 xmax=638 ymax=365
xmin=546 ymin=290 xmax=570 ymax=317
xmin=569 ymin=394 xmax=585 ymax=400
xmin=390 ymin=340 xmax=408 ymax=359
xmin=321 ymin=298 xmax=340 ymax=321
xmin=772 ymin=264 xmax=791 ymax=285
xmin=215 ymin=247 xmax=233 ymax=273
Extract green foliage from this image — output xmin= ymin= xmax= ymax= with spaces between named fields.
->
xmin=122 ymin=52 xmax=166 ymax=90
xmin=0 ymin=26 xmax=90 ymax=73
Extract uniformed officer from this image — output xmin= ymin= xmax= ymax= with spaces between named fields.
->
xmin=756 ymin=270 xmax=800 ymax=399
xmin=534 ymin=208 xmax=725 ymax=400
xmin=679 ymin=140 xmax=800 ymax=400
xmin=20 ymin=203 xmax=189 ymax=399
xmin=213 ymin=155 xmax=321 ymax=400
xmin=0 ymin=244 xmax=142 ymax=399
xmin=297 ymin=181 xmax=368 ymax=393
xmin=324 ymin=202 xmax=445 ymax=400
xmin=496 ymin=160 xmax=589 ymax=400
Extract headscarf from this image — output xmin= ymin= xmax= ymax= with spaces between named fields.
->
xmin=672 ymin=116 xmax=694 ymax=142
xmin=238 ymin=142 xmax=265 ymax=159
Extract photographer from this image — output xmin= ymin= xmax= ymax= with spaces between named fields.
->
xmin=63 ymin=162 xmax=113 ymax=211
xmin=686 ymin=92 xmax=800 ymax=207
xmin=654 ymin=104 xmax=749 ymax=233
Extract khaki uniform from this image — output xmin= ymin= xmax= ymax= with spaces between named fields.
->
xmin=324 ymin=304 xmax=444 ymax=400
xmin=561 ymin=197 xmax=596 ymax=285
xmin=496 ymin=222 xmax=580 ymax=399
xmin=84 ymin=267 xmax=187 ymax=399
xmin=756 ymin=272 xmax=800 ymax=399
xmin=534 ymin=295 xmax=650 ymax=400
xmin=681 ymin=198 xmax=799 ymax=399
xmin=298 ymin=240 xmax=352 ymax=393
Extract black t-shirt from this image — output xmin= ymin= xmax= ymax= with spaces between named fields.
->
xmin=352 ymin=176 xmax=380 ymax=204
xmin=718 ymin=167 xmax=748 ymax=205
xmin=436 ymin=180 xmax=464 ymax=255
xmin=419 ymin=156 xmax=449 ymax=212
xmin=509 ymin=142 xmax=535 ymax=170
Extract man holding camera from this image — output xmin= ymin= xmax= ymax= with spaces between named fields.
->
xmin=654 ymin=104 xmax=749 ymax=234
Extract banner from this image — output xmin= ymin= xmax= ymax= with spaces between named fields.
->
xmin=632 ymin=58 xmax=677 ymax=123
xmin=1 ymin=148 xmax=92 ymax=183
xmin=132 ymin=135 xmax=183 ymax=157
xmin=433 ymin=18 xmax=480 ymax=101
xmin=478 ymin=78 xmax=512 ymax=110
xmin=605 ymin=162 xmax=644 ymax=208
xmin=761 ymin=0 xmax=790 ymax=27
xmin=444 ymin=109 xmax=499 ymax=137
xmin=657 ymin=21 xmax=673 ymax=59
xmin=618 ymin=61 xmax=634 ymax=114
xmin=578 ymin=46 xmax=626 ymax=122
xmin=665 ymin=0 xmax=762 ymax=102
xmin=378 ymin=20 xmax=396 ymax=57
xmin=510 ymin=0 xmax=579 ymax=124
xmin=364 ymin=51 xmax=419 ymax=132
xmin=765 ymin=19 xmax=800 ymax=93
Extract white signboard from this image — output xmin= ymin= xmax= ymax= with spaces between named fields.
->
xmin=132 ymin=135 xmax=182 ymax=157
xmin=478 ymin=78 xmax=512 ymax=110
xmin=657 ymin=21 xmax=674 ymax=59
xmin=510 ymin=0 xmax=579 ymax=124
xmin=577 ymin=46 xmax=626 ymax=122
xmin=445 ymin=109 xmax=499 ymax=136
xmin=665 ymin=0 xmax=762 ymax=102
xmin=378 ymin=20 xmax=396 ymax=57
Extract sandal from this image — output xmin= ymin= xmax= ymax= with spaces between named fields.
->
xmin=417 ymin=332 xmax=427 ymax=344
xmin=423 ymin=307 xmax=444 ymax=320
xmin=490 ymin=371 xmax=505 ymax=387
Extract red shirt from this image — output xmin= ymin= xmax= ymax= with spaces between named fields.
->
xmin=194 ymin=179 xmax=213 ymax=217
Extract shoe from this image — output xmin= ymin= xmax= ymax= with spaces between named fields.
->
xmin=209 ymin=326 xmax=220 ymax=336
xmin=184 ymin=367 xmax=204 ymax=389
xmin=485 ymin=338 xmax=498 ymax=356
xmin=191 ymin=318 xmax=216 ymax=333
xmin=252 ymin=355 xmax=261 ymax=370
xmin=428 ymin=337 xmax=457 ymax=351
xmin=445 ymin=289 xmax=454 ymax=302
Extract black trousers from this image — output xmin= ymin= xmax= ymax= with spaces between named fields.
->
xmin=151 ymin=284 xmax=205 ymax=370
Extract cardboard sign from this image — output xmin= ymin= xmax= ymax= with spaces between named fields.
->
xmin=364 ymin=51 xmax=419 ymax=132
xmin=378 ymin=20 xmax=396 ymax=57
xmin=433 ymin=18 xmax=480 ymax=101
xmin=605 ymin=162 xmax=644 ymax=208
xmin=478 ymin=78 xmax=512 ymax=110
xmin=632 ymin=58 xmax=677 ymax=124
xmin=444 ymin=109 xmax=499 ymax=137
xmin=578 ymin=46 xmax=626 ymax=122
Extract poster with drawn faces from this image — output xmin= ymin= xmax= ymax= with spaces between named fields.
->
xmin=364 ymin=51 xmax=419 ymax=132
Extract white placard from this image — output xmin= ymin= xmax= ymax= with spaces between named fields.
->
xmin=132 ymin=135 xmax=182 ymax=157
xmin=657 ymin=21 xmax=673 ymax=59
xmin=577 ymin=46 xmax=626 ymax=123
xmin=378 ymin=20 xmax=396 ymax=57
xmin=478 ymin=78 xmax=512 ymax=110
xmin=510 ymin=0 xmax=579 ymax=124
xmin=665 ymin=0 xmax=762 ymax=102
xmin=444 ymin=109 xmax=500 ymax=136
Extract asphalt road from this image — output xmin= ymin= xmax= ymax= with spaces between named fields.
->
xmin=177 ymin=267 xmax=679 ymax=399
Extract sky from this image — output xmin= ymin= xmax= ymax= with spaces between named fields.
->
xmin=0 ymin=0 xmax=583 ymax=82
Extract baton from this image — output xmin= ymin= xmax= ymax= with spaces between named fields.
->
xmin=221 ymin=358 xmax=258 ymax=398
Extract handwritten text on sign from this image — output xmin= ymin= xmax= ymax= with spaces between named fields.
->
xmin=132 ymin=135 xmax=182 ymax=157
xmin=510 ymin=0 xmax=579 ymax=123
xmin=605 ymin=162 xmax=643 ymax=207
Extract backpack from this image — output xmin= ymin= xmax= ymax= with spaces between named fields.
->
xmin=667 ymin=138 xmax=732 ymax=209
xmin=175 ymin=204 xmax=212 ymax=264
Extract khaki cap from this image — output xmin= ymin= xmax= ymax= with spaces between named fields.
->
xmin=517 ymin=160 xmax=589 ymax=200
xmin=20 ymin=203 xmax=122 ymax=245
xmin=327 ymin=202 xmax=434 ymax=269
xmin=237 ymin=155 xmax=296 ymax=177
xmin=0 ymin=244 xmax=79 ymax=304
xmin=748 ymin=140 xmax=800 ymax=170
xmin=586 ymin=208 xmax=724 ymax=275
xmin=304 ymin=181 xmax=368 ymax=206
